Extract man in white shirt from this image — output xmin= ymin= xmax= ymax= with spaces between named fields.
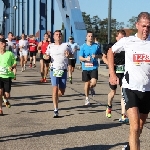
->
xmin=19 ymin=33 xmax=29 ymax=72
xmin=68 ymin=36 xmax=79 ymax=84
xmin=107 ymin=12 xmax=150 ymax=150
xmin=5 ymin=32 xmax=15 ymax=52
xmin=44 ymin=30 xmax=72 ymax=118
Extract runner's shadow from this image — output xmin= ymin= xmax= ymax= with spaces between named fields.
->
xmin=62 ymin=142 xmax=128 ymax=150
xmin=0 ymin=123 xmax=122 ymax=142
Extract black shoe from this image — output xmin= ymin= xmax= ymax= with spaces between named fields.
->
xmin=53 ymin=110 xmax=59 ymax=118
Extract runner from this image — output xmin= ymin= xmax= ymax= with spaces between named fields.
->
xmin=37 ymin=33 xmax=50 ymax=82
xmin=28 ymin=35 xmax=38 ymax=68
xmin=68 ymin=36 xmax=79 ymax=84
xmin=103 ymin=30 xmax=129 ymax=123
xmin=107 ymin=12 xmax=150 ymax=150
xmin=0 ymin=38 xmax=17 ymax=115
xmin=19 ymin=33 xmax=29 ymax=72
xmin=6 ymin=32 xmax=15 ymax=52
xmin=44 ymin=30 xmax=72 ymax=117
xmin=79 ymin=31 xmax=101 ymax=105
xmin=12 ymin=43 xmax=18 ymax=80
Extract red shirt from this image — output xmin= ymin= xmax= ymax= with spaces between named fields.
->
xmin=29 ymin=40 xmax=38 ymax=52
xmin=41 ymin=41 xmax=49 ymax=54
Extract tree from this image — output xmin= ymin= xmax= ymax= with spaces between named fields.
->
xmin=127 ymin=16 xmax=137 ymax=35
xmin=82 ymin=12 xmax=126 ymax=43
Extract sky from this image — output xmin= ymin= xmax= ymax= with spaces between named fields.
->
xmin=0 ymin=0 xmax=150 ymax=33
xmin=53 ymin=0 xmax=150 ymax=30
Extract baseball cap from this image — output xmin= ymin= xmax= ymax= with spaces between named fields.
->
xmin=69 ymin=36 xmax=74 ymax=40
xmin=0 ymin=38 xmax=8 ymax=43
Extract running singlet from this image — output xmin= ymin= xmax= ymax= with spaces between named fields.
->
xmin=112 ymin=36 xmax=150 ymax=92
xmin=41 ymin=41 xmax=49 ymax=54
xmin=104 ymin=43 xmax=125 ymax=73
xmin=29 ymin=40 xmax=38 ymax=52
xmin=0 ymin=51 xmax=16 ymax=78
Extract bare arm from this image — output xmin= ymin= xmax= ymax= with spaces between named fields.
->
xmin=107 ymin=48 xmax=115 ymax=75
xmin=102 ymin=54 xmax=108 ymax=65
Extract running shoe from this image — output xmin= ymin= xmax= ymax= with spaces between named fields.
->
xmin=53 ymin=110 xmax=59 ymax=118
xmin=40 ymin=78 xmax=44 ymax=82
xmin=43 ymin=78 xmax=47 ymax=83
xmin=122 ymin=144 xmax=130 ymax=150
xmin=119 ymin=115 xmax=129 ymax=123
xmin=29 ymin=63 xmax=32 ymax=68
xmin=14 ymin=76 xmax=16 ymax=80
xmin=69 ymin=77 xmax=72 ymax=84
xmin=33 ymin=64 xmax=36 ymax=68
xmin=106 ymin=106 xmax=112 ymax=118
xmin=90 ymin=88 xmax=95 ymax=97
xmin=0 ymin=110 xmax=3 ymax=116
xmin=4 ymin=101 xmax=11 ymax=108
xmin=85 ymin=99 xmax=90 ymax=105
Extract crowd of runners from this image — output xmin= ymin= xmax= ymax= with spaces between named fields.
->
xmin=0 ymin=12 xmax=150 ymax=150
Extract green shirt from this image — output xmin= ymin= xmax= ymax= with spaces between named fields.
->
xmin=0 ymin=51 xmax=16 ymax=78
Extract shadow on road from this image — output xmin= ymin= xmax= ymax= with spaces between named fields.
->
xmin=0 ymin=123 xmax=122 ymax=142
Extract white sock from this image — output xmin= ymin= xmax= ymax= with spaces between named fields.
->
xmin=86 ymin=97 xmax=89 ymax=100
xmin=54 ymin=108 xmax=58 ymax=111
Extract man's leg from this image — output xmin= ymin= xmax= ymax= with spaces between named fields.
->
xmin=20 ymin=55 xmax=24 ymax=72
xmin=119 ymin=86 xmax=129 ymax=123
xmin=40 ymin=59 xmax=44 ymax=82
xmin=33 ymin=54 xmax=36 ymax=67
xmin=29 ymin=52 xmax=33 ymax=68
xmin=68 ymin=59 xmax=73 ymax=84
xmin=127 ymin=107 xmax=140 ymax=150
xmin=68 ymin=65 xmax=72 ymax=84
xmin=24 ymin=54 xmax=28 ymax=70
xmin=50 ymin=71 xmax=59 ymax=117
xmin=0 ymin=89 xmax=3 ymax=111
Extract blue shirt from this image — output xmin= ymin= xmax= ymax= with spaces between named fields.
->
xmin=79 ymin=43 xmax=101 ymax=71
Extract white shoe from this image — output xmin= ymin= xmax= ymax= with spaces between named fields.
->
xmin=21 ymin=68 xmax=24 ymax=72
xmin=85 ymin=99 xmax=90 ymax=105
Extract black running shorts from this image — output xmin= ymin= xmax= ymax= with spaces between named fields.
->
xmin=0 ymin=77 xmax=12 ymax=93
xmin=82 ymin=69 xmax=98 ymax=82
xmin=122 ymin=88 xmax=150 ymax=114
xmin=109 ymin=73 xmax=124 ymax=90
xmin=68 ymin=59 xmax=76 ymax=67
xmin=30 ymin=51 xmax=37 ymax=57
xmin=40 ymin=53 xmax=51 ymax=64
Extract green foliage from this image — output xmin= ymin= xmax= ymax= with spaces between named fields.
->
xmin=82 ymin=12 xmax=136 ymax=44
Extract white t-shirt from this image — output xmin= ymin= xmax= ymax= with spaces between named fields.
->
xmin=5 ymin=38 xmax=15 ymax=51
xmin=46 ymin=43 xmax=72 ymax=69
xmin=19 ymin=39 xmax=28 ymax=51
xmin=68 ymin=42 xmax=79 ymax=59
xmin=112 ymin=35 xmax=150 ymax=92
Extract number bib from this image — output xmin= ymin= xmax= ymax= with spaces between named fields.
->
xmin=53 ymin=69 xmax=64 ymax=77
xmin=0 ymin=67 xmax=7 ymax=75
xmin=133 ymin=53 xmax=150 ymax=65
xmin=85 ymin=61 xmax=93 ymax=67
xmin=116 ymin=65 xmax=125 ymax=73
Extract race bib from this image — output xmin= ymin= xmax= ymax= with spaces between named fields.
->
xmin=0 ymin=67 xmax=7 ymax=74
xmin=53 ymin=69 xmax=64 ymax=77
xmin=116 ymin=65 xmax=125 ymax=73
xmin=133 ymin=54 xmax=150 ymax=65
xmin=85 ymin=61 xmax=93 ymax=67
